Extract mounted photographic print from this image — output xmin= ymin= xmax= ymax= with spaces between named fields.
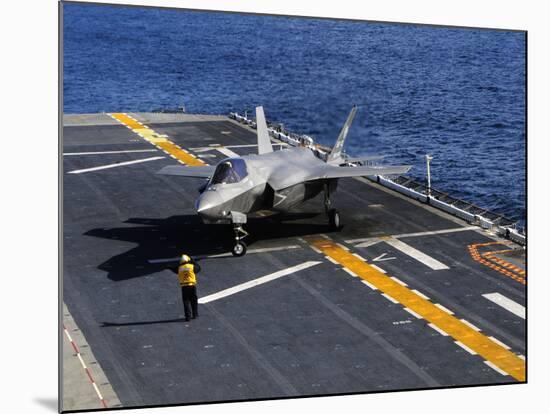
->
xmin=61 ymin=1 xmax=526 ymax=412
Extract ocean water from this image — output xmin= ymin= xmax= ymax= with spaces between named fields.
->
xmin=63 ymin=3 xmax=526 ymax=225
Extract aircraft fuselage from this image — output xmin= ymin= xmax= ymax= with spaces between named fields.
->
xmin=196 ymin=147 xmax=335 ymax=223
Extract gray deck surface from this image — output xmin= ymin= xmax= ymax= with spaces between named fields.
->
xmin=62 ymin=113 xmax=526 ymax=409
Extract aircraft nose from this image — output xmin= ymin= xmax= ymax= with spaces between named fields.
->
xmin=196 ymin=191 xmax=223 ymax=218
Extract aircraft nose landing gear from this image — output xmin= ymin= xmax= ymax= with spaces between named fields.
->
xmin=232 ymin=224 xmax=249 ymax=256
xmin=230 ymin=211 xmax=249 ymax=256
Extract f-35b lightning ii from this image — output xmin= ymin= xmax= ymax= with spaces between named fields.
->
xmin=158 ymin=106 xmax=411 ymax=256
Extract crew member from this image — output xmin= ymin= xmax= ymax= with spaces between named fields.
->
xmin=178 ymin=254 xmax=201 ymax=321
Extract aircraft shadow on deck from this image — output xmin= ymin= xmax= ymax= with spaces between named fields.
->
xmin=85 ymin=213 xmax=334 ymax=282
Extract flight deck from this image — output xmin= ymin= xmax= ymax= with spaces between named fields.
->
xmin=61 ymin=112 xmax=526 ymax=411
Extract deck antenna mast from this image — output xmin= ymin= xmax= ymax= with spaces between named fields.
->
xmin=426 ymin=154 xmax=433 ymax=198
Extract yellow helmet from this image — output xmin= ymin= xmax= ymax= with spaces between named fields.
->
xmin=180 ymin=254 xmax=191 ymax=264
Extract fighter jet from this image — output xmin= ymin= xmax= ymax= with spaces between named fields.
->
xmin=158 ymin=106 xmax=411 ymax=256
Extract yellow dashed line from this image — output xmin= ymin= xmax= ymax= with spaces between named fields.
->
xmin=110 ymin=113 xmax=144 ymax=130
xmin=305 ymin=235 xmax=525 ymax=382
xmin=110 ymin=113 xmax=206 ymax=166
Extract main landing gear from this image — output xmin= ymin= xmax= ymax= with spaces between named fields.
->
xmin=324 ymin=183 xmax=342 ymax=230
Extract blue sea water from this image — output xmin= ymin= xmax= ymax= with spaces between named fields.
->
xmin=63 ymin=3 xmax=526 ymax=225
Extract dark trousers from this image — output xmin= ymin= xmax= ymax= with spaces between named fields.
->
xmin=181 ymin=285 xmax=198 ymax=320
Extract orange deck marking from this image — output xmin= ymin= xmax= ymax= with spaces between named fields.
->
xmin=468 ymin=243 xmax=526 ymax=284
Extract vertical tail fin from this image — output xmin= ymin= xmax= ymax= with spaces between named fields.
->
xmin=326 ymin=105 xmax=357 ymax=163
xmin=256 ymin=106 xmax=274 ymax=155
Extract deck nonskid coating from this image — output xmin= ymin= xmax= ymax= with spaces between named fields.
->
xmin=62 ymin=113 xmax=526 ymax=408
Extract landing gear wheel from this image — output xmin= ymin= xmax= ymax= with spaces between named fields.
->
xmin=328 ymin=209 xmax=342 ymax=230
xmin=231 ymin=222 xmax=249 ymax=256
xmin=232 ymin=242 xmax=247 ymax=257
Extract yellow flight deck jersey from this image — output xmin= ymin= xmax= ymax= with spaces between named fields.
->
xmin=178 ymin=263 xmax=197 ymax=286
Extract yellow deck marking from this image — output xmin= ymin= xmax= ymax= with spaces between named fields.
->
xmin=110 ymin=113 xmax=206 ymax=166
xmin=305 ymin=235 xmax=526 ymax=382
xmin=110 ymin=113 xmax=144 ymax=130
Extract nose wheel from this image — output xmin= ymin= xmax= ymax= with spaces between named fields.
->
xmin=232 ymin=223 xmax=249 ymax=256
xmin=232 ymin=241 xmax=247 ymax=256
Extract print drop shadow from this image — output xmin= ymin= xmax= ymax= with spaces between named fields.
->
xmin=85 ymin=212 xmax=336 ymax=282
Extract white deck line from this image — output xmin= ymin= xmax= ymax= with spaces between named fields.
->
xmin=342 ymin=268 xmax=358 ymax=277
xmin=351 ymin=253 xmax=367 ymax=261
xmin=434 ymin=303 xmax=455 ymax=315
xmin=381 ymin=293 xmax=399 ymax=304
xmin=198 ymin=261 xmax=321 ymax=304
xmin=460 ymin=319 xmax=481 ymax=331
xmin=188 ymin=147 xmax=212 ymax=153
xmin=354 ymin=239 xmax=382 ymax=248
xmin=404 ymin=307 xmax=422 ymax=319
xmin=325 ymin=256 xmax=339 ymax=265
xmin=191 ymin=144 xmax=288 ymax=150
xmin=488 ymin=336 xmax=511 ymax=350
xmin=148 ymin=245 xmax=301 ymax=263
xmin=207 ymin=245 xmax=302 ymax=258
xmin=484 ymin=360 xmax=508 ymax=376
xmin=216 ymin=147 xmax=240 ymax=158
xmin=361 ymin=280 xmax=378 ymax=290
xmin=411 ymin=289 xmax=430 ymax=300
xmin=390 ymin=276 xmax=408 ymax=286
xmin=455 ymin=341 xmax=477 ymax=355
xmin=346 ymin=226 xmax=478 ymax=244
xmin=428 ymin=323 xmax=449 ymax=336
xmin=67 ymin=156 xmax=165 ymax=174
xmin=92 ymin=383 xmax=104 ymax=400
xmin=63 ymin=149 xmax=158 ymax=156
xmin=384 ymin=238 xmax=450 ymax=270
xmin=309 ymin=245 xmax=322 ymax=254
xmin=392 ymin=226 xmax=479 ymax=239
xmin=336 ymin=243 xmax=350 ymax=251
xmin=482 ymin=293 xmax=525 ymax=319
xmin=223 ymin=144 xmax=260 ymax=148
xmin=370 ymin=264 xmax=387 ymax=274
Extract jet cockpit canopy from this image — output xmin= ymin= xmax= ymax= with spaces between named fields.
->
xmin=210 ymin=158 xmax=248 ymax=185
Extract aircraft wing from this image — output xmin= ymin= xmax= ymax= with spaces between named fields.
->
xmin=267 ymin=163 xmax=411 ymax=191
xmin=310 ymin=164 xmax=412 ymax=180
xmin=338 ymin=155 xmax=385 ymax=164
xmin=157 ymin=165 xmax=215 ymax=178
xmin=310 ymin=164 xmax=411 ymax=180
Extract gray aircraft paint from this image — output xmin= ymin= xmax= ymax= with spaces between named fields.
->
xmin=157 ymin=106 xmax=411 ymax=225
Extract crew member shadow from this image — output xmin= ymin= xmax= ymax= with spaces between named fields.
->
xmin=85 ymin=212 xmax=332 ymax=282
